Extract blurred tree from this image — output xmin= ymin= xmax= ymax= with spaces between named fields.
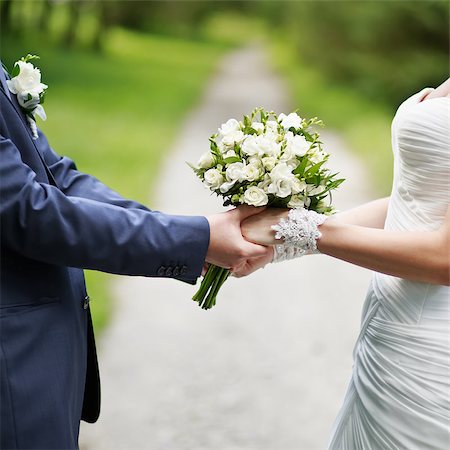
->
xmin=1 ymin=0 xmax=446 ymax=110
xmin=64 ymin=0 xmax=82 ymax=47
xmin=92 ymin=0 xmax=115 ymax=52
xmin=0 ymin=0 xmax=14 ymax=33
xmin=38 ymin=0 xmax=54 ymax=34
xmin=280 ymin=0 xmax=449 ymax=106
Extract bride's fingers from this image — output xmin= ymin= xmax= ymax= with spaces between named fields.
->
xmin=241 ymin=208 xmax=289 ymax=246
xmin=201 ymin=263 xmax=210 ymax=277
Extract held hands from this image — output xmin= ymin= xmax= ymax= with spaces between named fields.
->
xmin=232 ymin=208 xmax=289 ymax=277
xmin=206 ymin=206 xmax=328 ymax=278
xmin=235 ymin=207 xmax=329 ymax=277
xmin=241 ymin=208 xmax=289 ymax=246
xmin=206 ymin=206 xmax=273 ymax=271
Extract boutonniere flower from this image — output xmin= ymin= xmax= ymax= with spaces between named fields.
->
xmin=6 ymin=54 xmax=48 ymax=139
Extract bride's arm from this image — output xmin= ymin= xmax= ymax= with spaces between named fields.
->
xmin=318 ymin=205 xmax=449 ymax=285
xmin=334 ymin=197 xmax=389 ymax=228
xmin=239 ymin=205 xmax=450 ymax=286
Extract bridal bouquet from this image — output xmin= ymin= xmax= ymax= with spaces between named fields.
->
xmin=192 ymin=108 xmax=344 ymax=309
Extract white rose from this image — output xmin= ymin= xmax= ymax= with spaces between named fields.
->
xmin=285 ymin=158 xmax=299 ymax=171
xmin=307 ymin=184 xmax=327 ymax=196
xmin=288 ymin=195 xmax=306 ymax=208
xmin=6 ymin=61 xmax=47 ymax=97
xmin=262 ymin=156 xmax=277 ymax=171
xmin=267 ymin=162 xmax=297 ymax=198
xmin=265 ymin=120 xmax=279 ymax=134
xmin=243 ymin=163 xmax=262 ymax=182
xmin=285 ymin=132 xmax=310 ymax=157
xmin=270 ymin=162 xmax=294 ymax=181
xmin=251 ymin=121 xmax=264 ymax=134
xmin=220 ymin=180 xmax=237 ymax=193
xmin=197 ymin=151 xmax=215 ymax=169
xmin=223 ymin=150 xmax=237 ymax=159
xmin=217 ymin=118 xmax=245 ymax=150
xmin=278 ymin=112 xmax=302 ymax=130
xmin=218 ymin=118 xmax=240 ymax=135
xmin=248 ymin=155 xmax=263 ymax=167
xmin=204 ymin=169 xmax=224 ymax=190
xmin=257 ymin=135 xmax=281 ymax=157
xmin=221 ymin=130 xmax=245 ymax=148
xmin=243 ymin=186 xmax=268 ymax=207
xmin=279 ymin=144 xmax=293 ymax=162
xmin=242 ymin=135 xmax=281 ymax=157
xmin=258 ymin=174 xmax=272 ymax=193
xmin=267 ymin=177 xmax=293 ymax=198
xmin=226 ymin=162 xmax=246 ymax=182
xmin=291 ymin=178 xmax=307 ymax=194
xmin=241 ymin=135 xmax=260 ymax=156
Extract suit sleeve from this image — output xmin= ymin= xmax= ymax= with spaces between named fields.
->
xmin=36 ymin=129 xmax=151 ymax=212
xmin=0 ymin=136 xmax=210 ymax=282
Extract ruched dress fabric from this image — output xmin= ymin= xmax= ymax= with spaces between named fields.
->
xmin=328 ymin=89 xmax=450 ymax=450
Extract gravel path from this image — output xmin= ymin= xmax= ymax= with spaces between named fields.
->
xmin=80 ymin=46 xmax=373 ymax=450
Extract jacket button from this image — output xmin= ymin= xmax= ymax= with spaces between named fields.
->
xmin=157 ymin=266 xmax=166 ymax=276
xmin=173 ymin=266 xmax=180 ymax=276
xmin=180 ymin=265 xmax=188 ymax=275
xmin=165 ymin=267 xmax=173 ymax=277
xmin=82 ymin=295 xmax=90 ymax=310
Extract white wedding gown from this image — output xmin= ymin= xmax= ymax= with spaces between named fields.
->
xmin=328 ymin=89 xmax=450 ymax=449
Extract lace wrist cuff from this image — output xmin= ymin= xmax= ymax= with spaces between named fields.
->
xmin=271 ymin=208 xmax=327 ymax=263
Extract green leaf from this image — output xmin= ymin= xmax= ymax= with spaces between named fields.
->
xmin=304 ymin=160 xmax=326 ymax=177
xmin=11 ymin=63 xmax=20 ymax=77
xmin=301 ymin=130 xmax=315 ymax=142
xmin=317 ymin=178 xmax=346 ymax=196
xmin=293 ymin=157 xmax=309 ymax=176
xmin=224 ymin=156 xmax=241 ymax=164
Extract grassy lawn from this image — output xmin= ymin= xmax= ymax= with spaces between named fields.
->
xmin=1 ymin=28 xmax=228 ymax=332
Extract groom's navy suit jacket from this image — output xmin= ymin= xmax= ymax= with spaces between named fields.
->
xmin=0 ymin=65 xmax=210 ymax=449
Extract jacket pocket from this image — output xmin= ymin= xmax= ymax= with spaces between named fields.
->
xmin=0 ymin=297 xmax=60 ymax=315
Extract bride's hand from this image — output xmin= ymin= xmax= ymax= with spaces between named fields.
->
xmin=241 ymin=208 xmax=289 ymax=246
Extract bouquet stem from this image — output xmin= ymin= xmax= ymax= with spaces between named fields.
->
xmin=192 ymin=265 xmax=230 ymax=310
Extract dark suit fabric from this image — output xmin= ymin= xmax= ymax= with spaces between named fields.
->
xmin=0 ymin=66 xmax=209 ymax=449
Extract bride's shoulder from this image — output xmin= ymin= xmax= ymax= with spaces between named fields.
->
xmin=402 ymin=88 xmax=434 ymax=107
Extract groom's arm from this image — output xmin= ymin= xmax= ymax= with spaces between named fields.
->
xmin=1 ymin=135 xmax=209 ymax=282
xmin=36 ymin=129 xmax=152 ymax=212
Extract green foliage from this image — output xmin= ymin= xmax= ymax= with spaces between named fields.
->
xmin=275 ymin=0 xmax=448 ymax=108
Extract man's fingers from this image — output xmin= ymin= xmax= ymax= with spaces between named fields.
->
xmin=234 ymin=205 xmax=266 ymax=222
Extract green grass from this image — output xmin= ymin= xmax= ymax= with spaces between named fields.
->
xmin=270 ymin=39 xmax=394 ymax=196
xmin=1 ymin=28 xmax=228 ymax=332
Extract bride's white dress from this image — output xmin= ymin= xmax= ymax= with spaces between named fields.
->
xmin=328 ymin=89 xmax=450 ymax=449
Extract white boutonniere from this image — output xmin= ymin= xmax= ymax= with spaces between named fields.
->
xmin=6 ymin=54 xmax=48 ymax=139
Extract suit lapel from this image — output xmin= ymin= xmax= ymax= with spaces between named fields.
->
xmin=0 ymin=69 xmax=33 ymax=130
xmin=0 ymin=71 xmax=58 ymax=187
xmin=0 ymin=67 xmax=12 ymax=100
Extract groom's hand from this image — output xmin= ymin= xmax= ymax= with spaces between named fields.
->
xmin=206 ymin=206 xmax=271 ymax=270
xmin=231 ymin=248 xmax=274 ymax=278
